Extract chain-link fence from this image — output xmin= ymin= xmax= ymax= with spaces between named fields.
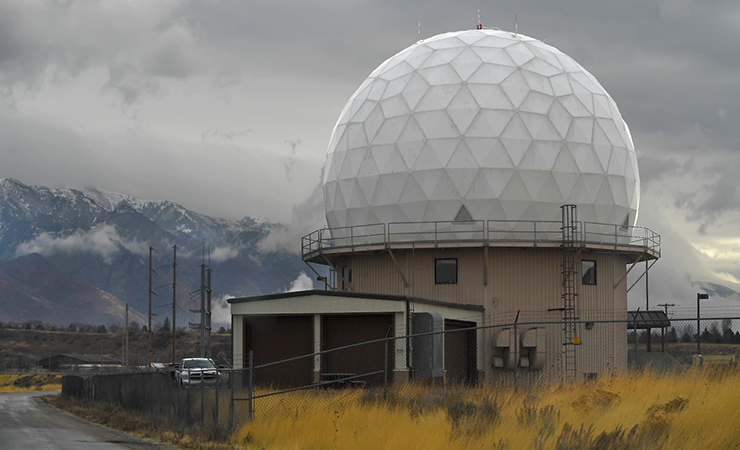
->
xmin=61 ymin=368 xmax=255 ymax=430
xmin=62 ymin=313 xmax=740 ymax=431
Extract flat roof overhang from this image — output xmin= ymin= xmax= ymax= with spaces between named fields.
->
xmin=229 ymin=289 xmax=484 ymax=312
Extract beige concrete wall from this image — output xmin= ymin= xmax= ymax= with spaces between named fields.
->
xmin=342 ymin=248 xmax=627 ymax=310
xmin=337 ymin=247 xmax=631 ymax=381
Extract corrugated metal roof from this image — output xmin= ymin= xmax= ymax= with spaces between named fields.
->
xmin=627 ymin=310 xmax=671 ymax=329
xmin=46 ymin=354 xmax=121 ymax=364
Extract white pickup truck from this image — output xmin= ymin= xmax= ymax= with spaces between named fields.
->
xmin=175 ymin=358 xmax=221 ymax=388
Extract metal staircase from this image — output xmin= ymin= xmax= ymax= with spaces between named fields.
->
xmin=561 ymin=205 xmax=579 ymax=383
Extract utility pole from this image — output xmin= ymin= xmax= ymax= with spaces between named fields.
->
xmin=172 ymin=245 xmax=177 ymax=365
xmin=657 ymin=303 xmax=675 ymax=316
xmin=148 ymin=247 xmax=153 ymax=369
xmin=125 ymin=303 xmax=129 ymax=368
xmin=206 ymin=266 xmax=212 ymax=358
xmin=199 ymin=262 xmax=206 ymax=357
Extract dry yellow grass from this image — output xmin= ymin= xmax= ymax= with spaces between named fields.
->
xmin=0 ymin=373 xmax=61 ymax=393
xmin=235 ymin=366 xmax=740 ymax=450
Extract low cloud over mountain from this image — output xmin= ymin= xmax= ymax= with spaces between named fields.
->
xmin=0 ymin=178 xmax=309 ymax=326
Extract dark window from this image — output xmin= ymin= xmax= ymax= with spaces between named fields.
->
xmin=582 ymin=260 xmax=596 ymax=285
xmin=341 ymin=266 xmax=352 ymax=290
xmin=435 ymin=258 xmax=458 ymax=284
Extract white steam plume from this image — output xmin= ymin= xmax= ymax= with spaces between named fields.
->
xmin=257 ymin=178 xmax=325 ymax=255
xmin=210 ymin=294 xmax=232 ymax=329
xmin=287 ymin=271 xmax=314 ymax=292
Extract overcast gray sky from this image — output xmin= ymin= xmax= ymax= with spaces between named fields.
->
xmin=1 ymin=0 xmax=740 ymax=309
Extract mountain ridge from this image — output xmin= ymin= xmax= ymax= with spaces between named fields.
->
xmin=0 ymin=178 xmax=306 ymax=326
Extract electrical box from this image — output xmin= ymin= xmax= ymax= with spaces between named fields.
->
xmin=411 ymin=312 xmax=444 ymax=378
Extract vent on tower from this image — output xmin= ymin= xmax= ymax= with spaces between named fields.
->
xmin=454 ymin=205 xmax=473 ymax=222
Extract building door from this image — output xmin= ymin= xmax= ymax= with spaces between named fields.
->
xmin=444 ymin=319 xmax=477 ymax=384
xmin=244 ymin=315 xmax=313 ymax=388
xmin=322 ymin=314 xmax=394 ymax=386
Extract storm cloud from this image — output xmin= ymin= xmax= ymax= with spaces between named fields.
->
xmin=1 ymin=0 xmax=740 ymax=308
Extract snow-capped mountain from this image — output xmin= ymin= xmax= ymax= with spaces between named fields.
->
xmin=0 ymin=178 xmax=306 ymax=325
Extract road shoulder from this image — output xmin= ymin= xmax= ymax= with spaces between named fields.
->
xmin=39 ymin=393 xmax=178 ymax=450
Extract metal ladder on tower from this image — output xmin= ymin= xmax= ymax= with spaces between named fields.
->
xmin=561 ymin=204 xmax=579 ymax=383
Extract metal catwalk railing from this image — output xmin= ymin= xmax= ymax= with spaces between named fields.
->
xmin=301 ymin=220 xmax=661 ymax=259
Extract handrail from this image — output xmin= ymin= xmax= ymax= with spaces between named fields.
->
xmin=302 ymin=219 xmax=660 ymax=258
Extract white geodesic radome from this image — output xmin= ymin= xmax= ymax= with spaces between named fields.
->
xmin=323 ymin=29 xmax=640 ymax=238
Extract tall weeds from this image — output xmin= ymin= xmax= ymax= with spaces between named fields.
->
xmin=235 ymin=365 xmax=740 ymax=450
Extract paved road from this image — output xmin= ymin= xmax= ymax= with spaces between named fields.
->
xmin=0 ymin=392 xmax=173 ymax=450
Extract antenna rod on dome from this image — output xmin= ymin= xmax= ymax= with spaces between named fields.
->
xmin=477 ymin=9 xmax=482 ymax=29
xmin=515 ymin=13 xmax=518 ymax=35
xmin=418 ymin=20 xmax=421 ymax=41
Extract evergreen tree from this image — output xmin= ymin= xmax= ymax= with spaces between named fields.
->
xmin=667 ymin=327 xmax=678 ymax=343
xmin=161 ymin=316 xmax=171 ymax=333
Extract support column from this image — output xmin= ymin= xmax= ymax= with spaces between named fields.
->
xmin=232 ymin=316 xmax=244 ymax=369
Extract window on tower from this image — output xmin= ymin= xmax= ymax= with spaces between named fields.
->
xmin=435 ymin=258 xmax=458 ymax=284
xmin=582 ymin=260 xmax=596 ymax=285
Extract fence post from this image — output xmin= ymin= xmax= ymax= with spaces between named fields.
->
xmin=661 ymin=326 xmax=666 ymax=353
xmin=175 ymin=376 xmax=181 ymax=424
xmin=697 ymin=296 xmax=701 ymax=358
xmin=384 ymin=335 xmax=389 ymax=399
xmin=214 ymin=376 xmax=219 ymax=428
xmin=513 ymin=311 xmax=520 ymax=388
xmin=228 ymin=370 xmax=234 ymax=430
xmin=634 ymin=308 xmax=639 ymax=364
xmin=201 ymin=374 xmax=205 ymax=428
xmin=186 ymin=373 xmax=192 ymax=426
xmin=248 ymin=350 xmax=254 ymax=421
